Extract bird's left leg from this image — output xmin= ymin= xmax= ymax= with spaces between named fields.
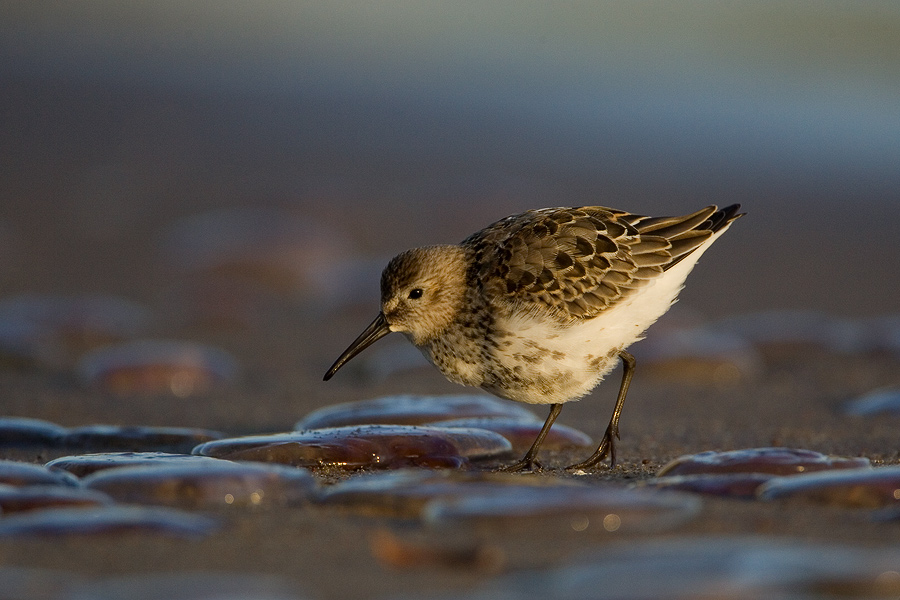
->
xmin=565 ymin=350 xmax=635 ymax=470
xmin=501 ymin=403 xmax=562 ymax=472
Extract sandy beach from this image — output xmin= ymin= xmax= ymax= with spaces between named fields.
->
xmin=2 ymin=4 xmax=900 ymax=598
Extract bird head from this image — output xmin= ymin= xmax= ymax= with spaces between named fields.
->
xmin=323 ymin=245 xmax=467 ymax=380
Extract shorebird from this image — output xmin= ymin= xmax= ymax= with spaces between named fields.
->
xmin=324 ymin=204 xmax=743 ymax=471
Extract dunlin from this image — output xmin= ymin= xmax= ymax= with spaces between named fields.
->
xmin=325 ymin=204 xmax=743 ymax=471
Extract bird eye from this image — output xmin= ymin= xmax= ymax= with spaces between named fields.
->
xmin=408 ymin=288 xmax=424 ymax=300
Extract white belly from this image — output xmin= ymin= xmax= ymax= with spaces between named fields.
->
xmin=487 ymin=228 xmax=731 ymax=405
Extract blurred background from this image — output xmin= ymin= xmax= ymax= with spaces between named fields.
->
xmin=1 ymin=2 xmax=898 ymax=397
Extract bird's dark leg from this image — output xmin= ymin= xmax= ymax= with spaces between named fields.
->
xmin=566 ymin=350 xmax=636 ymax=470
xmin=501 ymin=403 xmax=563 ymax=473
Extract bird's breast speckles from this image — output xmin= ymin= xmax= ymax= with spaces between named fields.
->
xmin=422 ymin=332 xmax=484 ymax=387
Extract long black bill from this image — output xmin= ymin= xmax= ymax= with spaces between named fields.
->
xmin=323 ymin=313 xmax=392 ymax=381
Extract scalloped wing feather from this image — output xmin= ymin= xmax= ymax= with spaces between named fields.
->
xmin=464 ymin=205 xmax=742 ymax=322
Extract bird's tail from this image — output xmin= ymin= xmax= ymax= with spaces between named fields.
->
xmin=626 ymin=204 xmax=744 ymax=270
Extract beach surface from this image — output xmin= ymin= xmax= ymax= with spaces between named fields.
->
xmin=2 ymin=4 xmax=900 ymax=598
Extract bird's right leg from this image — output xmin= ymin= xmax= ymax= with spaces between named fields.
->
xmin=501 ymin=403 xmax=562 ymax=472
xmin=565 ymin=350 xmax=635 ymax=470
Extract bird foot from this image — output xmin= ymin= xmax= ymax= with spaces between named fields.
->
xmin=500 ymin=457 xmax=543 ymax=473
xmin=565 ymin=425 xmax=618 ymax=471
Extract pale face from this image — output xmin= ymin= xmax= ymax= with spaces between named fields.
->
xmin=380 ymin=245 xmax=468 ymax=345
xmin=322 ymin=244 xmax=469 ymax=381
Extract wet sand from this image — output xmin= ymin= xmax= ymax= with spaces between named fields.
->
xmin=1 ymin=76 xmax=899 ymax=599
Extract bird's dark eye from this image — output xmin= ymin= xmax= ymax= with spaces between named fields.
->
xmin=408 ymin=288 xmax=424 ymax=300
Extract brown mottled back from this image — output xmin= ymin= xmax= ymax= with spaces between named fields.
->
xmin=463 ymin=205 xmax=741 ymax=321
